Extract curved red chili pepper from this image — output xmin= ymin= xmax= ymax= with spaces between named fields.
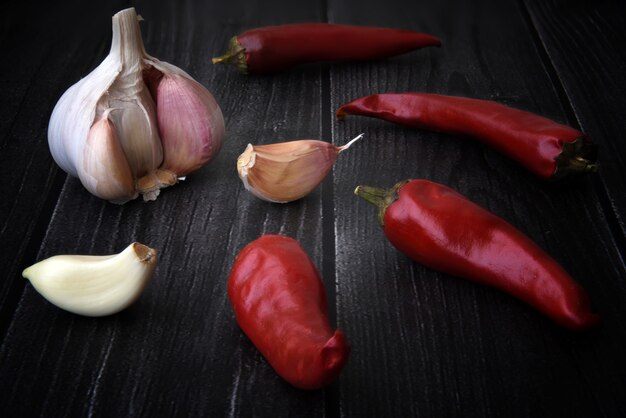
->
xmin=228 ymin=234 xmax=350 ymax=390
xmin=212 ymin=23 xmax=441 ymax=74
xmin=355 ymin=179 xmax=600 ymax=331
xmin=337 ymin=93 xmax=597 ymax=179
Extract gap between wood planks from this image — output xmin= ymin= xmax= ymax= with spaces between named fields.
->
xmin=320 ymin=59 xmax=343 ymax=418
xmin=318 ymin=3 xmax=345 ymax=417
xmin=517 ymin=0 xmax=626 ymax=263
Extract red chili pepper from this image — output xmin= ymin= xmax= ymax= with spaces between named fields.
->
xmin=228 ymin=234 xmax=350 ymax=389
xmin=212 ymin=23 xmax=441 ymax=74
xmin=355 ymin=179 xmax=600 ymax=331
xmin=337 ymin=93 xmax=597 ymax=179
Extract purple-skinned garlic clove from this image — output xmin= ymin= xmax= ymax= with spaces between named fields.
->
xmin=151 ymin=73 xmax=225 ymax=176
xmin=237 ymin=134 xmax=363 ymax=203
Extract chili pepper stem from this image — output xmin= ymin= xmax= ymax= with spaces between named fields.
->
xmin=354 ymin=180 xmax=409 ymax=226
xmin=568 ymin=156 xmax=597 ymax=173
xmin=553 ymin=137 xmax=598 ymax=179
xmin=212 ymin=36 xmax=248 ymax=73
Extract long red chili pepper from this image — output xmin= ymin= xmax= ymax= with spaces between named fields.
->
xmin=228 ymin=234 xmax=350 ymax=389
xmin=212 ymin=23 xmax=441 ymax=74
xmin=337 ymin=93 xmax=597 ymax=179
xmin=355 ymin=179 xmax=600 ymax=331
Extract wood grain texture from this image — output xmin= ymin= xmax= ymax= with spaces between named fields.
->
xmin=523 ymin=0 xmax=626 ymax=242
xmin=0 ymin=1 xmax=333 ymax=416
xmin=329 ymin=0 xmax=626 ymax=416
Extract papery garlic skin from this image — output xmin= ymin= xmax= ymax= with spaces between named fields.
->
xmin=237 ymin=134 xmax=363 ymax=203
xmin=48 ymin=8 xmax=224 ymax=203
xmin=48 ymin=51 xmax=121 ymax=179
xmin=22 ymin=242 xmax=157 ymax=317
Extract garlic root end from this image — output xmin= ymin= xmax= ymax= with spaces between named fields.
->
xmin=136 ymin=169 xmax=178 ymax=201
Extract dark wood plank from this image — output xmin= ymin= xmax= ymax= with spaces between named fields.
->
xmin=0 ymin=1 xmax=334 ymax=416
xmin=329 ymin=0 xmax=626 ymax=417
xmin=1 ymin=0 xmax=625 ymax=417
xmin=0 ymin=0 xmax=128 ymax=338
xmin=524 ymin=0 xmax=626 ymax=242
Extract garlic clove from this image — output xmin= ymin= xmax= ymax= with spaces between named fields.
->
xmin=237 ymin=141 xmax=334 ymax=203
xmin=78 ymin=114 xmax=137 ymax=203
xmin=107 ymin=85 xmax=164 ymax=179
xmin=150 ymin=73 xmax=225 ymax=176
xmin=22 ymin=242 xmax=158 ymax=317
xmin=237 ymin=134 xmax=363 ymax=203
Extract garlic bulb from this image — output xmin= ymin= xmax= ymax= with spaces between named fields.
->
xmin=48 ymin=8 xmax=225 ymax=203
xmin=22 ymin=242 xmax=157 ymax=317
xmin=237 ymin=134 xmax=363 ymax=203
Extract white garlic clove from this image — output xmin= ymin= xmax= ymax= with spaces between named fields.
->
xmin=152 ymin=73 xmax=225 ymax=176
xmin=237 ymin=134 xmax=363 ymax=203
xmin=78 ymin=114 xmax=137 ymax=203
xmin=22 ymin=242 xmax=157 ymax=317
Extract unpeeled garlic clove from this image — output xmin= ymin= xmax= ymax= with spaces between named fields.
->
xmin=150 ymin=73 xmax=225 ymax=176
xmin=47 ymin=8 xmax=225 ymax=203
xmin=79 ymin=112 xmax=137 ymax=203
xmin=237 ymin=134 xmax=363 ymax=203
xmin=22 ymin=242 xmax=157 ymax=317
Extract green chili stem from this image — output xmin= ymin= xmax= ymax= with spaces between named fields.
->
xmin=212 ymin=36 xmax=248 ymax=73
xmin=355 ymin=180 xmax=409 ymax=226
xmin=354 ymin=185 xmax=387 ymax=208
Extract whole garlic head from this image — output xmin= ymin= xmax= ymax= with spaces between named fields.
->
xmin=48 ymin=8 xmax=225 ymax=203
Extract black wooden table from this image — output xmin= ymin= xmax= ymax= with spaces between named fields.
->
xmin=1 ymin=0 xmax=625 ymax=416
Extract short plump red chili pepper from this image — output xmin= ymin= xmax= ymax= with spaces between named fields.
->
xmin=355 ymin=179 xmax=600 ymax=331
xmin=337 ymin=93 xmax=597 ymax=179
xmin=212 ymin=24 xmax=441 ymax=74
xmin=228 ymin=234 xmax=350 ymax=389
